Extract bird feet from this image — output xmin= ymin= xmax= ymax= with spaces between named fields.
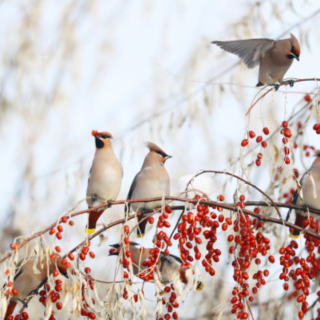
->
xmin=282 ymin=79 xmax=295 ymax=87
xmin=303 ymin=205 xmax=309 ymax=213
xmin=272 ymin=83 xmax=280 ymax=91
xmin=108 ymin=200 xmax=113 ymax=208
xmin=91 ymin=194 xmax=99 ymax=203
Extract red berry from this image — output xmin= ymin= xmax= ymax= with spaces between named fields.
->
xmin=88 ymin=313 xmax=96 ymax=319
xmin=282 ymin=121 xmax=288 ymax=128
xmin=249 ymin=131 xmax=256 ymax=138
xmin=313 ymin=123 xmax=320 ymax=130
xmin=55 ymin=246 xmax=61 ymax=252
xmin=69 ymin=220 xmax=74 ymax=226
xmin=268 ymin=256 xmax=275 ymax=263
xmin=305 ymin=94 xmax=311 ymax=102
xmin=241 ymin=139 xmax=249 ymax=147
xmin=261 ymin=141 xmax=267 ymax=148
xmin=148 ymin=217 xmax=154 ymax=224
xmin=61 ymin=216 xmax=68 ymax=223
xmin=283 ymin=128 xmax=292 ymax=138
xmin=256 ymin=136 xmax=262 ymax=143
xmin=49 ymin=228 xmax=56 ymax=235
xmin=218 ymin=195 xmax=225 ymax=201
xmin=124 ymin=225 xmax=129 ymax=233
xmin=12 ymin=288 xmax=18 ymax=296
xmin=56 ymin=233 xmax=62 ymax=240
xmin=89 ymin=252 xmax=95 ymax=259
xmin=256 ymin=159 xmax=261 ymax=166
xmin=263 ymin=127 xmax=269 ymax=135
xmin=68 ymin=253 xmax=74 ymax=261
xmin=284 ymin=157 xmax=290 ymax=164
xmin=57 ymin=225 xmax=63 ymax=232
xmin=165 ymin=205 xmax=172 ymax=214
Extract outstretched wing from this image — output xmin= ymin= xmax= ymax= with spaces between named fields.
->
xmin=212 ymin=39 xmax=274 ymax=69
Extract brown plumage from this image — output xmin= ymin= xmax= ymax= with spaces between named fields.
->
xmin=289 ymin=151 xmax=320 ymax=237
xmin=126 ymin=142 xmax=171 ymax=237
xmin=85 ymin=130 xmax=123 ymax=234
xmin=212 ymin=34 xmax=300 ymax=87
xmin=109 ymin=242 xmax=204 ymax=290
xmin=4 ymin=255 xmax=67 ymax=318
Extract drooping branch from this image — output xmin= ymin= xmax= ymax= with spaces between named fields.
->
xmin=246 ymin=78 xmax=320 ymax=115
xmin=2 ymin=196 xmax=320 ymax=266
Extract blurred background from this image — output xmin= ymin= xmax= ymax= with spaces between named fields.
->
xmin=1 ymin=0 xmax=320 ymax=319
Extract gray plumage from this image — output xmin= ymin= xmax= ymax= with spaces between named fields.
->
xmin=212 ymin=34 xmax=300 ymax=86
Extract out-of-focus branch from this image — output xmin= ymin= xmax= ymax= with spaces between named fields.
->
xmin=246 ymin=78 xmax=320 ymax=115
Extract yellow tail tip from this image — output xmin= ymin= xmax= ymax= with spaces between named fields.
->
xmin=197 ymin=282 xmax=204 ymax=291
xmin=85 ymin=228 xmax=96 ymax=234
xmin=136 ymin=233 xmax=145 ymax=238
xmin=289 ymin=233 xmax=300 ymax=239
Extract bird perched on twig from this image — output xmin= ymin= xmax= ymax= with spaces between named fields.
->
xmin=126 ymin=142 xmax=171 ymax=238
xmin=212 ymin=34 xmax=300 ymax=90
xmin=287 ymin=150 xmax=320 ymax=238
xmin=4 ymin=255 xmax=68 ymax=319
xmin=109 ymin=242 xmax=204 ymax=290
xmin=85 ymin=130 xmax=123 ymax=234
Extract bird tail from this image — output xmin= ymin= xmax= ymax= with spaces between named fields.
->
xmin=136 ymin=216 xmax=148 ymax=238
xmin=179 ymin=268 xmax=204 ymax=290
xmin=5 ymin=300 xmax=17 ymax=318
xmin=85 ymin=209 xmax=104 ymax=234
xmin=197 ymin=281 xmax=204 ymax=291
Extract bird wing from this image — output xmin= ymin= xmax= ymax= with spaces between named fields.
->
xmin=286 ymin=171 xmax=308 ymax=221
xmin=212 ymin=39 xmax=274 ymax=69
xmin=125 ymin=172 xmax=141 ymax=212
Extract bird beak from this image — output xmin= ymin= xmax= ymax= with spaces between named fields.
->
xmin=58 ymin=267 xmax=69 ymax=279
xmin=92 ymin=130 xmax=102 ymax=139
xmin=109 ymin=244 xmax=121 ymax=256
xmin=295 ymin=56 xmax=299 ymax=61
xmin=165 ymin=155 xmax=172 ymax=160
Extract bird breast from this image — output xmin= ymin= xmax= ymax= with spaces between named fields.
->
xmin=302 ymin=172 xmax=320 ymax=210
xmin=87 ymin=162 xmax=122 ymax=207
xmin=130 ymin=166 xmax=170 ymax=211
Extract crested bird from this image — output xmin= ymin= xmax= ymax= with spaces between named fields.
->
xmin=4 ymin=255 xmax=68 ymax=319
xmin=126 ymin=142 xmax=171 ymax=238
xmin=288 ymin=151 xmax=320 ymax=238
xmin=85 ymin=130 xmax=123 ymax=234
xmin=109 ymin=242 xmax=204 ymax=290
xmin=212 ymin=33 xmax=300 ymax=90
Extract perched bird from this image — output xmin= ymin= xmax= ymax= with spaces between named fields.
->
xmin=109 ymin=242 xmax=203 ymax=290
xmin=126 ymin=142 xmax=171 ymax=238
xmin=288 ymin=151 xmax=320 ymax=238
xmin=212 ymin=34 xmax=300 ymax=89
xmin=86 ymin=130 xmax=123 ymax=234
xmin=4 ymin=255 xmax=68 ymax=318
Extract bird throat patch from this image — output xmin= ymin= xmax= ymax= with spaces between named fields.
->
xmin=95 ymin=137 xmax=104 ymax=149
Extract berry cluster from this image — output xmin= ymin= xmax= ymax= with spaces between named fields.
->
xmin=159 ymin=284 xmax=179 ymax=320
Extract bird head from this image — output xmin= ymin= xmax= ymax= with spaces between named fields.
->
xmin=92 ymin=130 xmax=113 ymax=149
xmin=146 ymin=142 xmax=172 ymax=164
xmin=286 ymin=33 xmax=300 ymax=61
xmin=108 ymin=243 xmax=122 ymax=256
xmin=108 ymin=242 xmax=140 ymax=256
xmin=55 ymin=255 xmax=69 ymax=278
xmin=313 ymin=150 xmax=320 ymax=157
